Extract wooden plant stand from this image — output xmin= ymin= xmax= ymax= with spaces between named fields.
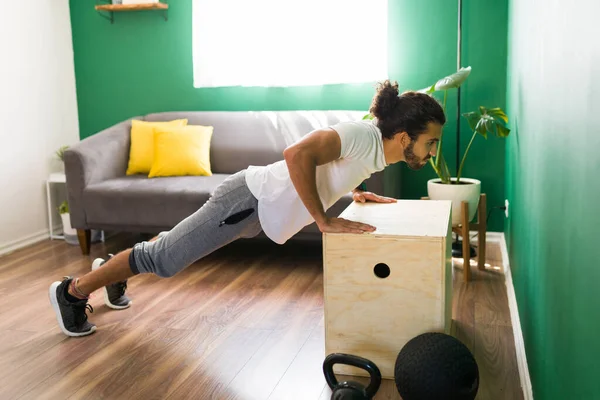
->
xmin=421 ymin=194 xmax=487 ymax=282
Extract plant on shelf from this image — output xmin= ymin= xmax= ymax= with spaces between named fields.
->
xmin=58 ymin=200 xmax=69 ymax=215
xmin=55 ymin=145 xmax=69 ymax=162
xmin=56 ymin=146 xmax=78 ymax=244
xmin=54 ymin=144 xmax=69 ymax=176
xmin=58 ymin=200 xmax=77 ymax=241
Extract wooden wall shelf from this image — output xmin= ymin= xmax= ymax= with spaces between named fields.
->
xmin=95 ymin=3 xmax=168 ymax=12
xmin=95 ymin=2 xmax=168 ymax=23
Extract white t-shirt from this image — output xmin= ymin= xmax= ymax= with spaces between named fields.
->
xmin=244 ymin=119 xmax=388 ymax=244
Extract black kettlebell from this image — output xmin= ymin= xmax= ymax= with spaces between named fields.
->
xmin=323 ymin=353 xmax=381 ymax=400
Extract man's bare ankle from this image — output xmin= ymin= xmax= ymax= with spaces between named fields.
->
xmin=68 ymin=278 xmax=90 ymax=300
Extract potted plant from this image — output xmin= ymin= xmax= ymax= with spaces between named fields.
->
xmin=362 ymin=68 xmax=509 ymax=225
xmin=55 ymin=145 xmax=69 ymax=161
xmin=55 ymin=145 xmax=68 ymax=173
xmin=56 ymin=145 xmax=77 ymax=245
xmin=418 ymin=67 xmax=510 ymax=225
xmin=55 ymin=144 xmax=104 ymax=244
xmin=56 ymin=145 xmax=74 ymax=243
xmin=58 ymin=200 xmax=78 ymax=245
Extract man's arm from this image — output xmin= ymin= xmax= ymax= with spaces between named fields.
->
xmin=283 ymin=128 xmax=337 ymax=227
xmin=283 ymin=128 xmax=375 ymax=234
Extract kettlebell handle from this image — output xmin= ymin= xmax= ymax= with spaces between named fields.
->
xmin=323 ymin=353 xmax=382 ymax=398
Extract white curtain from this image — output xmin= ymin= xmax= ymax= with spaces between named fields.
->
xmin=192 ymin=0 xmax=388 ymax=88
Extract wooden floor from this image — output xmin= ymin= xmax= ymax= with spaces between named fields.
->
xmin=0 ymin=233 xmax=523 ymax=400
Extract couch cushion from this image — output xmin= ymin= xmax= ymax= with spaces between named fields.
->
xmin=149 ymin=125 xmax=214 ymax=178
xmin=126 ymin=119 xmax=188 ymax=175
xmin=83 ymin=174 xmax=231 ymax=228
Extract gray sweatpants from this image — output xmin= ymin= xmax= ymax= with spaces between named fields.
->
xmin=128 ymin=169 xmax=263 ymax=277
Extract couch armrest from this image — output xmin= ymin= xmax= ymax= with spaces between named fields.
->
xmin=64 ymin=118 xmax=137 ymax=229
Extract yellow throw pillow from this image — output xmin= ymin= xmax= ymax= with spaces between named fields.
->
xmin=148 ymin=125 xmax=214 ymax=178
xmin=126 ymin=119 xmax=188 ymax=175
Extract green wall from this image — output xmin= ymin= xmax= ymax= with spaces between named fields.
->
xmin=459 ymin=0 xmax=508 ymax=232
xmin=394 ymin=0 xmax=509 ymax=231
xmin=506 ymin=0 xmax=600 ymax=398
xmin=69 ymin=0 xmax=507 ymax=230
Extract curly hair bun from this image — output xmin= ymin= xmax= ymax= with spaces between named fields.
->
xmin=369 ymin=80 xmax=400 ymax=120
xmin=367 ymin=80 xmax=446 ymax=140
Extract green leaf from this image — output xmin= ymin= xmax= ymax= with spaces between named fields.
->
xmin=417 ymin=83 xmax=437 ymax=94
xmin=58 ymin=200 xmax=69 ymax=214
xmin=475 ymin=118 xmax=488 ymax=138
xmin=435 ymin=130 xmax=445 ymax=169
xmin=418 ymin=66 xmax=471 ymax=93
xmin=487 ymin=107 xmax=509 ymax=123
xmin=362 ymin=113 xmax=374 ymax=120
xmin=483 ymin=118 xmax=496 ymax=139
xmin=55 ymin=145 xmax=69 ymax=162
xmin=462 ymin=111 xmax=481 ymax=132
xmin=439 ymin=152 xmax=452 ymax=182
xmin=496 ymin=123 xmax=511 ymax=137
xmin=429 ymin=157 xmax=447 ymax=183
xmin=430 ymin=151 xmax=452 ymax=183
xmin=433 ymin=66 xmax=472 ymax=91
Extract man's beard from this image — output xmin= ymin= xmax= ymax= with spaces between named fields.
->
xmin=404 ymin=141 xmax=430 ymax=170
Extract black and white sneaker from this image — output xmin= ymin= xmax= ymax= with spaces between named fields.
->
xmin=92 ymin=254 xmax=132 ymax=310
xmin=48 ymin=277 xmax=96 ymax=337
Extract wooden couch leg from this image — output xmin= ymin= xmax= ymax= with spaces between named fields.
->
xmin=77 ymin=229 xmax=91 ymax=255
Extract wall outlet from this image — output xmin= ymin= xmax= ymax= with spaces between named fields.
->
xmin=505 ymin=199 xmax=510 ymax=218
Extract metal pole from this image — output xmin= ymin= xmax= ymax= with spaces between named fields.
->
xmin=456 ymin=0 xmax=463 ymax=175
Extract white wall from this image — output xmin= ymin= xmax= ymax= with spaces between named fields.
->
xmin=0 ymin=0 xmax=79 ymax=255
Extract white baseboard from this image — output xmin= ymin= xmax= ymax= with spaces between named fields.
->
xmin=499 ymin=233 xmax=534 ymax=400
xmin=0 ymin=227 xmax=111 ymax=258
xmin=327 ymin=228 xmax=531 ymax=396
xmin=0 ymin=228 xmax=55 ymax=257
xmin=461 ymin=231 xmax=533 ymax=398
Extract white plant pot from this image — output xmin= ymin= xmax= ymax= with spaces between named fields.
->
xmin=60 ymin=213 xmax=79 ymax=245
xmin=61 ymin=213 xmax=76 ymax=235
xmin=427 ymin=178 xmax=481 ymax=226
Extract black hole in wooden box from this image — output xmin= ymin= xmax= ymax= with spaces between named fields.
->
xmin=374 ymin=263 xmax=390 ymax=278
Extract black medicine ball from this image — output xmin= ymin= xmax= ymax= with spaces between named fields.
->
xmin=394 ymin=332 xmax=479 ymax=400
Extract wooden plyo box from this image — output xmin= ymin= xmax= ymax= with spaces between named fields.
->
xmin=322 ymin=200 xmax=453 ymax=379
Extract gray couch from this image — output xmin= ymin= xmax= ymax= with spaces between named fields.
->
xmin=64 ymin=110 xmax=386 ymax=255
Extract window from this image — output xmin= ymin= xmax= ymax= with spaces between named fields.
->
xmin=192 ymin=0 xmax=388 ymax=88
